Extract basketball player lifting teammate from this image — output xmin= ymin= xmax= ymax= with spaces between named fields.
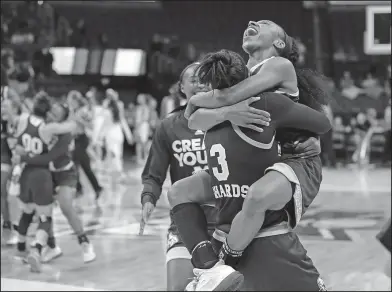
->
xmin=15 ymin=102 xmax=96 ymax=264
xmin=169 ymin=21 xmax=331 ymax=291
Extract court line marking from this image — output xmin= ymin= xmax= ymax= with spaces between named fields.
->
xmin=0 ymin=278 xmax=108 ymax=291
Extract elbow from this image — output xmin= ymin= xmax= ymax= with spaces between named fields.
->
xmin=319 ymin=118 xmax=332 ymax=135
xmin=188 ymin=113 xmax=203 ymax=130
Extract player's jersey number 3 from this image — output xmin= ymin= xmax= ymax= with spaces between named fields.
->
xmin=210 ymin=144 xmax=229 ymax=181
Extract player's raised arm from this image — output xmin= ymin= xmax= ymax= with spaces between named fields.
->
xmin=188 ymin=97 xmax=270 ymax=132
xmin=187 ymin=57 xmax=294 ymax=111
xmin=264 ymin=93 xmax=331 ymax=135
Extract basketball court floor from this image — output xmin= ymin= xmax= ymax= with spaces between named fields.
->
xmin=1 ymin=165 xmax=391 ymax=291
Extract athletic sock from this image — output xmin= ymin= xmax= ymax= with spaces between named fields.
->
xmin=171 ymin=203 xmax=218 ymax=269
xmin=47 ymin=236 xmax=56 ymax=249
xmin=77 ymin=234 xmax=89 ymax=244
xmin=2 ymin=221 xmax=11 ymax=229
xmin=17 ymin=242 xmax=26 ymax=252
xmin=35 ymin=243 xmax=43 ymax=254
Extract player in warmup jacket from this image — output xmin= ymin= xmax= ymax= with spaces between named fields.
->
xmin=140 ymin=63 xmax=216 ymax=291
xmin=169 ymin=49 xmax=331 ymax=291
xmin=6 ymin=93 xmax=86 ymax=272
xmin=1 ymin=68 xmax=21 ymax=245
xmin=18 ymin=102 xmax=96 ymax=264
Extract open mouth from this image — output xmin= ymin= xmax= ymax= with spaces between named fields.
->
xmin=245 ymin=26 xmax=258 ymax=37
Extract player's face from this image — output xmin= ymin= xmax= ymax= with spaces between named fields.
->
xmin=181 ymin=66 xmax=210 ymax=100
xmin=49 ymin=103 xmax=66 ymax=123
xmin=242 ymin=20 xmax=281 ymax=54
xmin=137 ymin=94 xmax=147 ymax=105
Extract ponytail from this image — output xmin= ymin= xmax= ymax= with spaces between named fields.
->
xmin=279 ymin=35 xmax=330 ymax=112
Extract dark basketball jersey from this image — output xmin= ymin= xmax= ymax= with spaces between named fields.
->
xmin=49 ymin=133 xmax=74 ymax=171
xmin=205 ymin=92 xmax=330 ymax=233
xmin=16 ymin=115 xmax=49 ymax=158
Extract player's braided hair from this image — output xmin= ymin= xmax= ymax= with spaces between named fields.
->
xmin=197 ymin=50 xmax=248 ymax=90
xmin=278 ymin=34 xmax=330 ymax=113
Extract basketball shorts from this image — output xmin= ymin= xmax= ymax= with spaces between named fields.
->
xmin=266 ymin=155 xmax=322 ymax=228
xmin=166 ymin=204 xmax=217 ymax=263
xmin=377 ymin=218 xmax=391 ymax=252
xmin=52 ymin=167 xmax=78 ymax=192
xmin=212 ymin=228 xmax=327 ymax=291
xmin=20 ymin=166 xmax=53 ymax=206
xmin=1 ymin=138 xmax=12 ymax=172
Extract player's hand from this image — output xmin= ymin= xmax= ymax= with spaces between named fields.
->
xmin=139 ymin=201 xmax=155 ymax=235
xmin=225 ymin=97 xmax=271 ymax=132
xmin=11 ymin=155 xmax=21 ymax=165
xmin=13 ymin=145 xmax=27 ymax=156
xmin=293 ymin=137 xmax=321 ymax=158
xmin=184 ymin=102 xmax=198 ymax=120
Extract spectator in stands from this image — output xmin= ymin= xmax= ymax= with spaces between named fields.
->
xmin=56 ymin=15 xmax=72 ymax=46
xmin=361 ymin=71 xmax=383 ymax=99
xmin=70 ymin=19 xmax=87 ymax=47
xmin=32 ymin=46 xmax=54 ymax=78
xmin=340 ymin=71 xmax=362 ymax=100
xmin=382 ymin=99 xmax=391 ymax=165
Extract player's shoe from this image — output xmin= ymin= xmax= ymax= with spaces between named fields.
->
xmin=27 ymin=249 xmax=42 ymax=273
xmin=41 ymin=246 xmax=63 ymax=263
xmin=13 ymin=250 xmax=28 ymax=263
xmin=82 ymin=242 xmax=96 ymax=263
xmin=185 ymin=259 xmax=244 ymax=291
xmin=3 ymin=229 xmax=18 ymax=245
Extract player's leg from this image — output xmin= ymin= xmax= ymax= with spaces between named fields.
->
xmin=166 ymin=229 xmax=194 ymax=291
xmin=166 ymin=205 xmax=218 ymax=291
xmin=26 ymin=168 xmax=54 ymax=272
xmin=1 ymin=160 xmax=13 ymax=243
xmin=237 ymin=233 xmax=327 ymax=291
xmin=225 ymin=157 xmax=322 ymax=256
xmin=15 ymin=168 xmax=35 ymax=259
xmin=168 ymin=171 xmax=243 ymax=291
xmin=168 ymin=171 xmax=217 ymax=268
xmin=51 ymin=169 xmax=96 ymax=263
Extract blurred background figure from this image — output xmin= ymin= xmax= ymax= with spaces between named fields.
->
xmin=134 ymin=93 xmax=151 ymax=164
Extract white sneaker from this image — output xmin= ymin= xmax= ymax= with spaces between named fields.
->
xmin=82 ymin=242 xmax=96 ymax=263
xmin=185 ymin=260 xmax=244 ymax=291
xmin=30 ymin=239 xmax=38 ymax=247
xmin=6 ymin=231 xmax=18 ymax=245
xmin=3 ymin=229 xmax=18 ymax=246
xmin=41 ymin=246 xmax=63 ymax=263
xmin=27 ymin=249 xmax=42 ymax=273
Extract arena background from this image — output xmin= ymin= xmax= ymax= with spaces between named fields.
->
xmin=1 ymin=0 xmax=391 ymax=291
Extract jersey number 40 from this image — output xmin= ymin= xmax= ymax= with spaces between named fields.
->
xmin=210 ymin=144 xmax=229 ymax=181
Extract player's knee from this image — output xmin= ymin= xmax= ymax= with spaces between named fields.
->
xmin=37 ymin=215 xmax=53 ymax=234
xmin=167 ymin=180 xmax=187 ymax=207
xmin=18 ymin=212 xmax=35 ymax=236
